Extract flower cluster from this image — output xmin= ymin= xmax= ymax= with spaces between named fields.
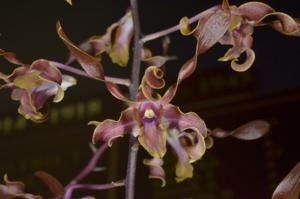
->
xmin=0 ymin=50 xmax=76 ymax=122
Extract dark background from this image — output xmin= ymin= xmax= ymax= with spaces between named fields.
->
xmin=0 ymin=0 xmax=299 ymax=198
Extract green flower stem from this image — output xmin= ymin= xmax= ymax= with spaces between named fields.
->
xmin=126 ymin=0 xmax=142 ymax=199
xmin=141 ymin=5 xmax=220 ymax=43
xmin=50 ymin=61 xmax=131 ymax=86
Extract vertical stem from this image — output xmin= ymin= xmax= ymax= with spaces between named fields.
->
xmin=126 ymin=0 xmax=142 ymax=199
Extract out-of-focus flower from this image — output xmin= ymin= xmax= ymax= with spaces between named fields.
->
xmin=90 ymin=66 xmax=207 ymax=186
xmin=0 ymin=174 xmax=42 ymax=199
xmin=179 ymin=0 xmax=300 ymax=72
xmin=0 ymin=50 xmax=76 ymax=122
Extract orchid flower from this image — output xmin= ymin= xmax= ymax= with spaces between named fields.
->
xmin=0 ymin=49 xmax=76 ymax=122
xmin=90 ymin=66 xmax=207 ymax=186
xmin=0 ymin=174 xmax=42 ymax=199
xmin=179 ymin=0 xmax=300 ymax=72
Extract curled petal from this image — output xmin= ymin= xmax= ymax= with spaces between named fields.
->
xmin=272 ymin=162 xmax=300 ymax=199
xmin=109 ymin=11 xmax=133 ymax=66
xmin=167 ymin=129 xmax=194 ymax=182
xmin=230 ymin=48 xmax=255 ymax=72
xmin=163 ymin=105 xmax=207 ymax=138
xmin=210 ymin=120 xmax=270 ymax=140
xmin=91 ymin=108 xmax=135 ymax=146
xmin=34 ymin=171 xmax=64 ymax=197
xmin=270 ymin=16 xmax=300 ymax=36
xmin=178 ymin=128 xmax=206 ymax=162
xmin=237 ymin=2 xmax=275 ymax=22
xmin=143 ymin=158 xmax=166 ymax=187
xmin=179 ymin=17 xmax=196 ymax=36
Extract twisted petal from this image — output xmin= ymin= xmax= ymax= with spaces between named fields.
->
xmin=167 ymin=129 xmax=193 ymax=182
xmin=163 ymin=105 xmax=207 ymax=137
xmin=90 ymin=108 xmax=136 ymax=146
xmin=109 ymin=11 xmax=133 ymax=66
xmin=143 ymin=158 xmax=166 ymax=187
xmin=210 ymin=120 xmax=270 ymax=140
xmin=267 ymin=14 xmax=300 ymax=36
xmin=139 ymin=66 xmax=165 ymax=101
xmin=237 ymin=2 xmax=274 ymax=22
xmin=230 ymin=48 xmax=255 ymax=72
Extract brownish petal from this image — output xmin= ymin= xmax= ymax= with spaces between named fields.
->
xmin=56 ymin=21 xmax=105 ymax=80
xmin=237 ymin=2 xmax=274 ymax=22
xmin=143 ymin=158 xmax=166 ymax=187
xmin=109 ymin=11 xmax=133 ymax=67
xmin=210 ymin=120 xmax=270 ymax=140
xmin=90 ymin=108 xmax=136 ymax=146
xmin=31 ymin=59 xmax=63 ymax=83
xmin=272 ymin=162 xmax=300 ymax=199
xmin=34 ymin=171 xmax=64 ymax=197
xmin=163 ymin=105 xmax=207 ymax=138
xmin=0 ymin=49 xmax=24 ymax=65
xmin=138 ymin=121 xmax=167 ymax=159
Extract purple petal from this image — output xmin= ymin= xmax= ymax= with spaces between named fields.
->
xmin=0 ymin=49 xmax=24 ymax=65
xmin=143 ymin=158 xmax=166 ymax=187
xmin=30 ymin=59 xmax=62 ymax=83
xmin=138 ymin=121 xmax=167 ymax=158
xmin=167 ymin=129 xmax=193 ymax=182
xmin=90 ymin=108 xmax=136 ymax=146
xmin=272 ymin=162 xmax=300 ymax=199
xmin=163 ymin=105 xmax=207 ymax=137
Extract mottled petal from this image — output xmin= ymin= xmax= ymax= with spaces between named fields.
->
xmin=90 ymin=108 xmax=135 ymax=146
xmin=272 ymin=162 xmax=300 ymax=199
xmin=167 ymin=129 xmax=193 ymax=182
xmin=109 ymin=11 xmax=133 ymax=66
xmin=163 ymin=105 xmax=207 ymax=137
xmin=210 ymin=120 xmax=270 ymax=140
xmin=143 ymin=158 xmax=166 ymax=187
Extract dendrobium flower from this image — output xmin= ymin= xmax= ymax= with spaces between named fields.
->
xmin=90 ymin=66 xmax=207 ymax=185
xmin=0 ymin=174 xmax=42 ymax=199
xmin=179 ymin=0 xmax=300 ymax=72
xmin=0 ymin=50 xmax=76 ymax=122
